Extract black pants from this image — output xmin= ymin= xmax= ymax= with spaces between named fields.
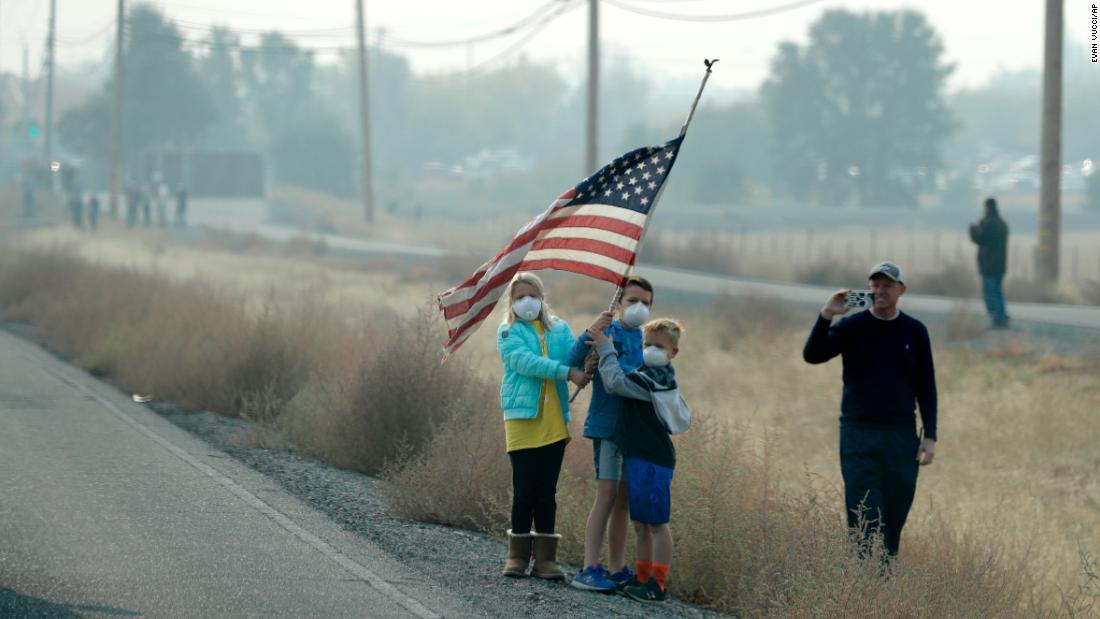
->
xmin=508 ymin=439 xmax=567 ymax=534
xmin=839 ymin=424 xmax=920 ymax=557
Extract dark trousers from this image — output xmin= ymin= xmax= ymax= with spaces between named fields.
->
xmin=840 ymin=424 xmax=920 ymax=556
xmin=981 ymin=275 xmax=1009 ymax=326
xmin=508 ymin=439 xmax=567 ymax=534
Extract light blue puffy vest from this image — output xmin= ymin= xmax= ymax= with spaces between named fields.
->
xmin=496 ymin=317 xmax=575 ymax=421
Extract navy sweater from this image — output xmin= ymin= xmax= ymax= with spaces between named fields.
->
xmin=803 ymin=310 xmax=938 ymax=440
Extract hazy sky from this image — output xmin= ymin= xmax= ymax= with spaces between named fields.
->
xmin=2 ymin=0 xmax=1096 ymax=95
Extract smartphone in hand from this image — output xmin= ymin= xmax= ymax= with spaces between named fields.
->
xmin=844 ymin=290 xmax=875 ymax=309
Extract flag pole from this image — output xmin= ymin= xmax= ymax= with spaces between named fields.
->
xmin=570 ymin=59 xmax=717 ymax=402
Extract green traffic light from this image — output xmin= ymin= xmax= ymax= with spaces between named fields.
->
xmin=29 ymin=126 xmax=39 ymax=138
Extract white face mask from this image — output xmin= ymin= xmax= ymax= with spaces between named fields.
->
xmin=643 ymin=345 xmax=670 ymax=367
xmin=512 ymin=296 xmax=542 ymax=322
xmin=622 ymin=302 xmax=650 ymax=328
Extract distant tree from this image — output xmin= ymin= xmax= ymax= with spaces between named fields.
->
xmin=196 ymin=27 xmax=253 ymax=151
xmin=59 ymin=5 xmax=214 ymax=167
xmin=761 ymin=9 xmax=955 ymax=207
xmin=240 ymin=32 xmax=316 ymax=148
xmin=271 ymin=110 xmax=355 ymax=197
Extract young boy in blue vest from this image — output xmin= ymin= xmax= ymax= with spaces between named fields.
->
xmin=590 ymin=317 xmax=685 ymax=603
xmin=566 ymin=275 xmax=654 ymax=591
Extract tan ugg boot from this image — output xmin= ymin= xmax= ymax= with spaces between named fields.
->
xmin=530 ymin=532 xmax=565 ymax=580
xmin=502 ymin=530 xmax=533 ymax=578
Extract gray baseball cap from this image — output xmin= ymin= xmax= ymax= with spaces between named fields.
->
xmin=869 ymin=261 xmax=904 ymax=283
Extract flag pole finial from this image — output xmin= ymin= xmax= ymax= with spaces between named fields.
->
xmin=680 ymin=58 xmax=718 ymax=137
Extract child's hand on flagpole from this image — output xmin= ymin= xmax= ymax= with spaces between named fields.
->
xmin=587 ymin=311 xmax=614 ymax=337
xmin=588 ymin=327 xmax=609 ymax=346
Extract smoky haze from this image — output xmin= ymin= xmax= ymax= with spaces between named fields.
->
xmin=2 ymin=1 xmax=1099 ymax=233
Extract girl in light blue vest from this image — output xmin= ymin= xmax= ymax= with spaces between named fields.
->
xmin=498 ymin=272 xmax=590 ymax=581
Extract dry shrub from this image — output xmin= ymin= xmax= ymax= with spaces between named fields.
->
xmin=706 ymin=294 xmax=797 ymax=350
xmin=0 ymin=248 xmax=317 ymax=419
xmin=916 ymin=261 xmax=979 ymax=298
xmin=1083 ymin=281 xmax=1100 ymax=306
xmin=1031 ymin=354 xmax=1088 ymax=375
xmin=279 ymin=307 xmax=492 ymax=474
xmin=200 ymin=228 xmax=271 ymax=253
xmin=281 ymin=234 xmax=328 ymax=258
xmin=641 ymin=232 xmax=741 ymax=276
xmin=4 ymin=245 xmax=1097 ymax=618
xmin=1008 ymin=277 xmax=1070 ymax=304
xmin=795 ymin=260 xmax=868 ymax=288
xmin=986 ymin=339 xmax=1040 ymax=360
xmin=548 ymin=274 xmax=618 ymax=315
xmin=379 ymin=387 xmax=511 ymax=531
xmin=942 ymin=302 xmax=986 ymax=342
xmin=413 ymin=253 xmax=484 ymax=289
xmin=229 ymin=303 xmax=321 ymax=422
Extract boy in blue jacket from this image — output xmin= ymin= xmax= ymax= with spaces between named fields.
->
xmin=567 ymin=275 xmax=654 ymax=592
xmin=592 ymin=318 xmax=685 ymax=603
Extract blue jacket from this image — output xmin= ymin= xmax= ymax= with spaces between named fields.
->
xmin=497 ymin=317 xmax=576 ymax=421
xmin=566 ymin=320 xmax=644 ymax=439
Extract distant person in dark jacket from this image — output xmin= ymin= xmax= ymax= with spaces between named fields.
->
xmin=88 ymin=195 xmax=101 ymax=231
xmin=175 ymin=186 xmax=188 ymax=227
xmin=803 ymin=262 xmax=937 ymax=560
xmin=969 ymin=197 xmax=1010 ymax=329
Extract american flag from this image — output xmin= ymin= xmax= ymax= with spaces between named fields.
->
xmin=438 ymin=135 xmax=684 ymax=356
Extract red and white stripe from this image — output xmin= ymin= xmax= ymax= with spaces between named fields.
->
xmin=438 ymin=189 xmax=645 ymax=356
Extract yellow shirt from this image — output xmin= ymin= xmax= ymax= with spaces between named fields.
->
xmin=505 ymin=321 xmax=570 ymax=452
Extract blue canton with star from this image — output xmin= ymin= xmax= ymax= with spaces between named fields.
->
xmin=565 ymin=136 xmax=684 ymax=215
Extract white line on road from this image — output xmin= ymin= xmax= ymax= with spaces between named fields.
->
xmin=45 ymin=367 xmax=442 ymax=619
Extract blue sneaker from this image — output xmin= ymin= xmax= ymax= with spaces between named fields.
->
xmin=608 ymin=565 xmax=636 ymax=590
xmin=570 ymin=564 xmax=617 ymax=592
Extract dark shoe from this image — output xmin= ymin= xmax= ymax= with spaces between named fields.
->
xmin=623 ymin=577 xmax=666 ymax=603
xmin=502 ymin=530 xmax=532 ymax=578
xmin=608 ymin=565 xmax=636 ymax=591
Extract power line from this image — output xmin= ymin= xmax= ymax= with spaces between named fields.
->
xmin=412 ymin=0 xmax=581 ymax=84
xmin=385 ymin=0 xmax=563 ymax=49
xmin=145 ymin=1 xmax=348 ymax=22
xmin=56 ymin=20 xmax=116 ymax=46
xmin=604 ymin=0 xmax=827 ymax=22
xmin=171 ymin=19 xmax=354 ymax=37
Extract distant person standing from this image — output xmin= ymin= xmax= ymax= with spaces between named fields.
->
xmin=88 ymin=195 xmax=101 ymax=231
xmin=69 ymin=192 xmax=84 ymax=229
xmin=21 ymin=174 xmax=35 ymax=218
xmin=140 ymin=183 xmax=152 ymax=227
xmin=175 ymin=186 xmax=188 ymax=227
xmin=803 ymin=262 xmax=937 ymax=560
xmin=969 ymin=197 xmax=1010 ymax=329
xmin=125 ymin=186 xmax=138 ymax=228
xmin=155 ymin=179 xmax=170 ymax=227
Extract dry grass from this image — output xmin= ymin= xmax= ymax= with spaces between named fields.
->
xmin=641 ymin=228 xmax=1100 ymax=306
xmin=1 ymin=233 xmax=1098 ymax=617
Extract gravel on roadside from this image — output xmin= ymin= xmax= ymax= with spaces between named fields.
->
xmin=151 ymin=404 xmax=729 ymax=619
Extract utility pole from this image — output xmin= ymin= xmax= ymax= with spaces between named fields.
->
xmin=355 ymin=0 xmax=374 ymax=222
xmin=1037 ymin=0 xmax=1063 ymax=280
xmin=21 ymin=43 xmax=29 ymax=155
xmin=44 ymin=0 xmax=56 ymax=167
xmin=585 ymin=0 xmax=598 ymax=176
xmin=110 ymin=0 xmax=126 ymax=218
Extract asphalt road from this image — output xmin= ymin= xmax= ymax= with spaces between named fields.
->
xmin=0 ymin=328 xmax=463 ymax=619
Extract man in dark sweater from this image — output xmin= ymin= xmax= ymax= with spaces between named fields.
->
xmin=803 ymin=261 xmax=937 ymax=558
xmin=969 ymin=197 xmax=1010 ymax=329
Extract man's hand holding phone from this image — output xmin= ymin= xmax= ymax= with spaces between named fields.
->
xmin=822 ymin=289 xmax=853 ymax=320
